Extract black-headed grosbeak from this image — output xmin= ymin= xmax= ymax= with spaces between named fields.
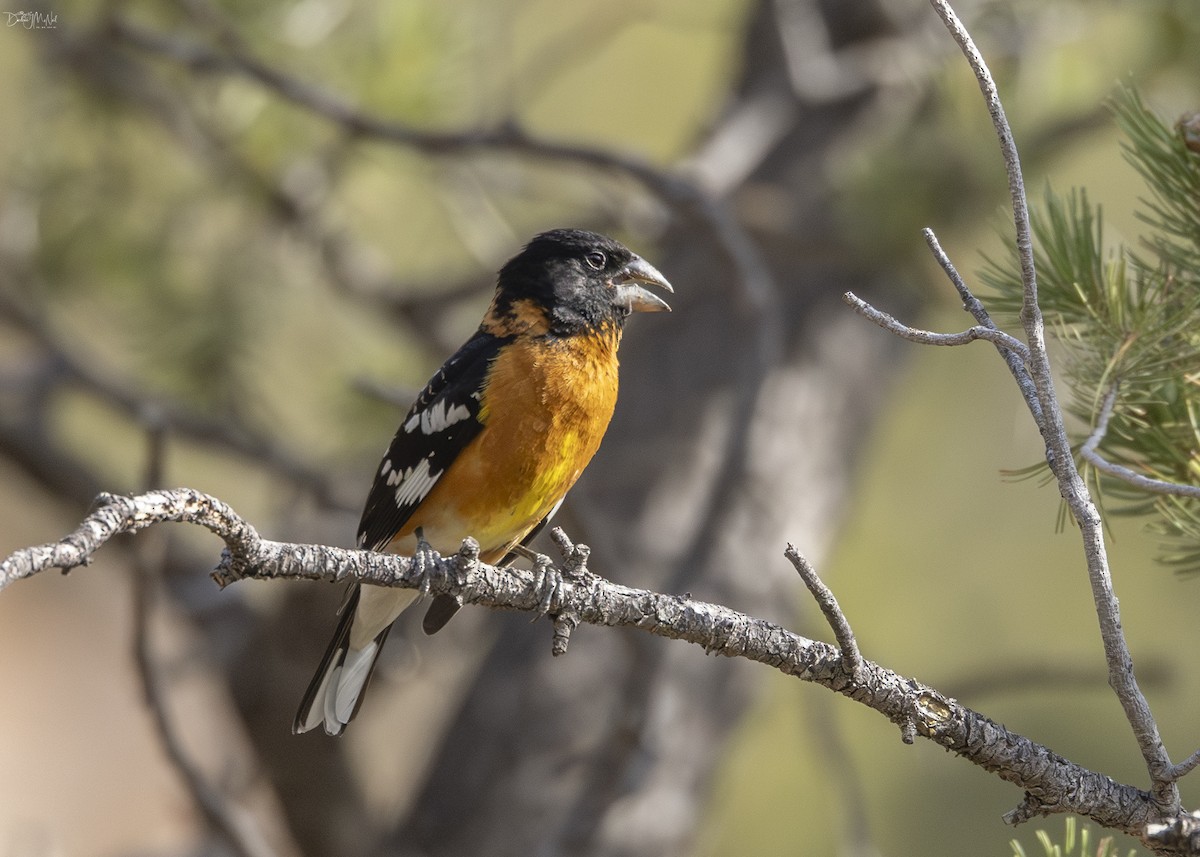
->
xmin=295 ymin=228 xmax=672 ymax=735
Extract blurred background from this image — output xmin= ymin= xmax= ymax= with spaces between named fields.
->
xmin=2 ymin=0 xmax=1200 ymax=855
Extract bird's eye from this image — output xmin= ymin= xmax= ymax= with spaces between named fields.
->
xmin=585 ymin=251 xmax=606 ymax=270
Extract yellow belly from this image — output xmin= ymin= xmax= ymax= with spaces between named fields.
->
xmin=388 ymin=329 xmax=621 ymax=563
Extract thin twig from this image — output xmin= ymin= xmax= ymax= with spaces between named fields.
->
xmin=922 ymin=227 xmax=1045 ymax=423
xmin=1163 ymin=749 xmax=1200 ymax=784
xmin=843 ymin=291 xmax=1030 ymax=356
xmin=930 ymin=0 xmax=1176 ymax=801
xmin=928 ymin=3 xmax=1039 ymax=322
xmin=785 ymin=544 xmax=862 ymax=682
xmin=923 ymin=227 xmax=983 ymax=315
xmin=1080 ymin=386 xmax=1200 ymax=500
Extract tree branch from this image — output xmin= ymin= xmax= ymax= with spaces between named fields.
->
xmin=928 ymin=0 xmax=1176 ymax=801
xmin=0 ymin=287 xmax=347 ymax=509
xmin=1080 ymin=386 xmax=1200 ymax=500
xmin=1 ymin=487 xmax=1192 ymax=848
xmin=785 ymin=544 xmax=861 ymax=682
xmin=105 ymin=5 xmax=779 ymax=321
xmin=1163 ymin=750 xmax=1200 ymax=785
xmin=921 ymin=226 xmax=1046 ymax=426
xmin=842 ymin=290 xmax=1030 ymax=355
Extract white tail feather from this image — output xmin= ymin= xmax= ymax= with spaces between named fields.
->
xmin=333 ymin=642 xmax=379 ymax=727
xmin=322 ymin=665 xmax=344 ymax=734
xmin=298 ymin=659 xmax=338 ymax=734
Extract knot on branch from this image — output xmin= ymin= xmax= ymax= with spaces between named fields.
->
xmin=552 ymin=612 xmax=578 ymax=657
xmin=550 ymin=526 xmax=591 ymax=580
xmin=913 ymin=690 xmax=954 ymax=743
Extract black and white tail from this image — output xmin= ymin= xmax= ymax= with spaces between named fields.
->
xmin=293 ymin=586 xmax=417 ymax=735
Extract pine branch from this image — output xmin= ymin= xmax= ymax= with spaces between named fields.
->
xmin=848 ymin=0 xmax=1182 ymax=832
xmin=980 ymin=84 xmax=1200 ymax=571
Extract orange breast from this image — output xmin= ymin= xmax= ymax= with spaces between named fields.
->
xmin=389 ymin=328 xmax=621 ymax=563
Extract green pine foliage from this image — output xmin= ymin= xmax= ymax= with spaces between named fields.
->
xmin=1010 ymin=816 xmax=1137 ymax=857
xmin=981 ymin=84 xmax=1200 ymax=571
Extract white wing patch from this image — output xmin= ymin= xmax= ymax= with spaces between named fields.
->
xmin=404 ymin=400 xmax=472 ymax=435
xmin=390 ymin=457 xmax=442 ymax=509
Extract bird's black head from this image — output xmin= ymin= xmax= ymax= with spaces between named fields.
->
xmin=488 ymin=228 xmax=672 ymax=338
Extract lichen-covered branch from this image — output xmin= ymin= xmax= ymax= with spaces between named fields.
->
xmin=0 ymin=487 xmax=1191 ymax=849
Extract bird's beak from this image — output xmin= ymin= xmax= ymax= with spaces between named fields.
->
xmin=611 ymin=255 xmax=673 ymax=313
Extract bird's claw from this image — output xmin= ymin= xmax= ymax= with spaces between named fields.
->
xmin=531 ymin=552 xmax=565 ymax=617
xmin=455 ymin=537 xmax=480 ymax=585
xmin=509 ymin=543 xmax=541 ymax=563
xmin=413 ymin=527 xmax=440 ymax=600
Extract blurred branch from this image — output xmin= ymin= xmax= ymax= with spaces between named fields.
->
xmin=801 ymin=692 xmax=881 ymax=857
xmin=0 ymin=486 xmax=1189 ymax=850
xmin=0 ymin=416 xmax=108 ymax=506
xmin=132 ymin=542 xmax=287 ymax=857
xmin=0 ymin=288 xmax=348 ymax=509
xmin=683 ymin=89 xmax=799 ymax=195
xmin=107 ymin=1 xmax=780 ymax=318
xmin=771 ymin=0 xmax=895 ymax=103
xmin=948 ymin=658 xmax=1173 ymax=701
xmin=128 ymin=428 xmax=301 ymax=857
xmin=42 ymin=16 xmax=479 ymax=354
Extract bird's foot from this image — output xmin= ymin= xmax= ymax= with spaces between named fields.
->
xmin=508 ymin=543 xmax=541 ymax=564
xmin=454 ymin=537 xmax=480 ymax=585
xmin=522 ymin=529 xmax=591 ymax=657
xmin=413 ymin=527 xmax=441 ymax=599
xmin=531 ymin=552 xmax=565 ymax=617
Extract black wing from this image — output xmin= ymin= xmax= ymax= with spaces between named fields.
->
xmin=356 ymin=330 xmax=502 ymax=552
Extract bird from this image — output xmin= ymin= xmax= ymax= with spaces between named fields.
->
xmin=294 ymin=228 xmax=672 ymax=735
